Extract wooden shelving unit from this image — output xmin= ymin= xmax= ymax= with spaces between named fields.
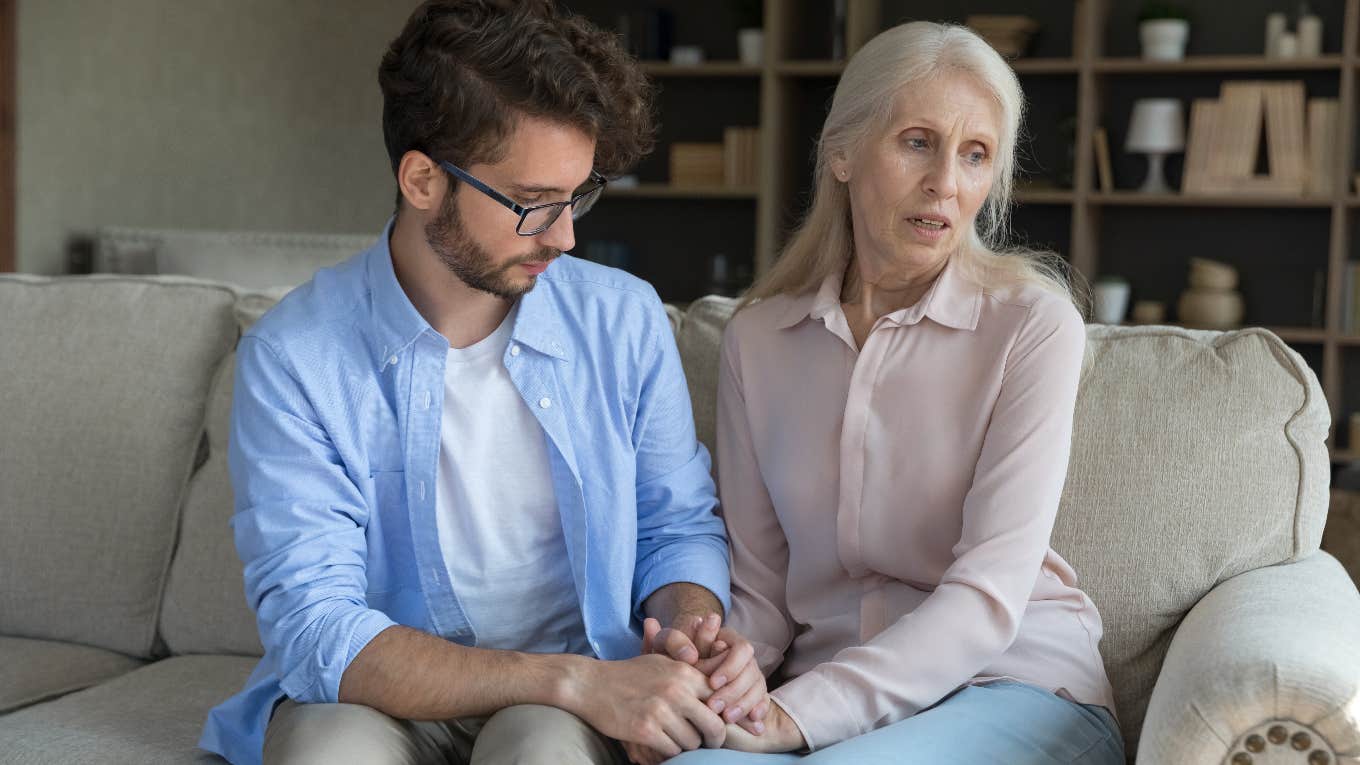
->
xmin=1089 ymin=192 xmax=1335 ymax=208
xmin=639 ymin=62 xmax=762 ymax=78
xmin=1094 ymin=54 xmax=1344 ymax=73
xmin=606 ymin=184 xmax=758 ymax=199
xmin=582 ymin=0 xmax=1360 ymax=461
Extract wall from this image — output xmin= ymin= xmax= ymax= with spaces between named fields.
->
xmin=17 ymin=0 xmax=416 ymax=274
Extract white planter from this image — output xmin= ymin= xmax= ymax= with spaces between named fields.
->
xmin=1140 ymin=19 xmax=1190 ymax=61
xmin=1093 ymin=280 xmax=1132 ymax=325
xmin=738 ymin=28 xmax=764 ymax=65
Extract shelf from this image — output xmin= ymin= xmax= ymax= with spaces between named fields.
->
xmin=1095 ymin=55 xmax=1343 ymax=73
xmin=776 ymin=60 xmax=845 ymax=77
xmin=1089 ymin=191 xmax=1334 ymax=208
xmin=606 ymin=184 xmax=758 ymax=199
xmin=775 ymin=57 xmax=1076 ymax=77
xmin=639 ymin=62 xmax=761 ymax=77
xmin=1010 ymin=58 xmax=1080 ymax=74
xmin=1336 ymin=334 xmax=1360 ymax=346
xmin=1014 ymin=187 xmax=1075 ymax=204
xmin=1331 ymin=448 xmax=1359 ymax=463
xmin=1267 ymin=327 xmax=1329 ymax=343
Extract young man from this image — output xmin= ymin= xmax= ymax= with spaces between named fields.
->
xmin=199 ymin=2 xmax=768 ymax=763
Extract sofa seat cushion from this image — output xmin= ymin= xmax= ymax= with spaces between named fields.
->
xmin=0 ymin=275 xmax=239 ymax=658
xmin=0 ymin=636 xmax=145 ymax=714
xmin=0 ymin=654 xmax=258 ymax=763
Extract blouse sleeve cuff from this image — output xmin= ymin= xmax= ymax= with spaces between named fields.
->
xmin=770 ymin=669 xmax=865 ymax=751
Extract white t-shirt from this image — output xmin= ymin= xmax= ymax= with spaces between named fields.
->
xmin=434 ymin=304 xmax=591 ymax=655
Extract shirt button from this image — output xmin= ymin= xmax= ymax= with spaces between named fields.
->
xmin=510 ymin=345 xmax=521 ymax=357
xmin=387 ymin=355 xmax=398 ymax=367
xmin=539 ymin=397 xmax=552 ymax=409
xmin=421 ymin=391 xmax=431 ymax=410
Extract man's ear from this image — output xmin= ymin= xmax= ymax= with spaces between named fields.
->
xmin=396 ymin=151 xmax=446 ymax=212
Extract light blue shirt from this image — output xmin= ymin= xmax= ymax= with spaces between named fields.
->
xmin=200 ymin=222 xmax=730 ymax=765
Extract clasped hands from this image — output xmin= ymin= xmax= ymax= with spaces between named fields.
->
xmin=620 ymin=612 xmax=803 ymax=764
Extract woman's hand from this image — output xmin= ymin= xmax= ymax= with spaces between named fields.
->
xmin=642 ymin=616 xmax=770 ymax=733
xmin=721 ymin=699 xmax=805 ymax=754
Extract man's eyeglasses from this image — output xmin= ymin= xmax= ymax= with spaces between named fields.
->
xmin=438 ymin=160 xmax=607 ymax=237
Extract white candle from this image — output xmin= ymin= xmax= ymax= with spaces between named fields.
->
xmin=1265 ymin=12 xmax=1287 ymax=57
xmin=1298 ymin=13 xmax=1322 ymax=57
xmin=1277 ymin=31 xmax=1299 ymax=58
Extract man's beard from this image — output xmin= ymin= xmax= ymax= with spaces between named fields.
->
xmin=425 ymin=190 xmax=558 ymax=300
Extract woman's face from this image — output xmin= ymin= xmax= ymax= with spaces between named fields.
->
xmin=835 ymin=72 xmax=1001 ymax=284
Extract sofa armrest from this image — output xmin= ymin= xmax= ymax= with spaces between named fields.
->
xmin=1136 ymin=552 xmax=1360 ymax=764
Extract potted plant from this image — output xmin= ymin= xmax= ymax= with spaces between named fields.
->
xmin=1138 ymin=2 xmax=1190 ymax=60
xmin=733 ymin=0 xmax=764 ymax=65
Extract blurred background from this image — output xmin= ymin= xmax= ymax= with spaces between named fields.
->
xmin=6 ymin=0 xmax=1360 ymax=480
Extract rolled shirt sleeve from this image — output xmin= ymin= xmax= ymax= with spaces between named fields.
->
xmin=228 ymin=336 xmax=397 ymax=704
xmin=630 ymin=293 xmax=731 ymax=620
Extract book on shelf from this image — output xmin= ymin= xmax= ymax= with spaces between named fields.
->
xmin=1182 ymin=99 xmax=1219 ymax=193
xmin=1183 ymin=80 xmax=1312 ymax=196
xmin=669 ymin=142 xmax=725 ymax=186
xmin=722 ymin=127 xmax=760 ymax=187
xmin=1093 ymin=128 xmax=1113 ymax=192
xmin=1345 ymin=262 xmax=1360 ymax=334
xmin=1307 ymin=98 xmax=1339 ymax=197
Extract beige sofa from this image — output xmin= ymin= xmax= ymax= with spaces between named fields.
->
xmin=1 ymin=272 xmax=1357 ymax=764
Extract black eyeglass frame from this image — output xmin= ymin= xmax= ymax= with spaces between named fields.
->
xmin=437 ymin=160 xmax=607 ymax=237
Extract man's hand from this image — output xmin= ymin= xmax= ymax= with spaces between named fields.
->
xmin=642 ymin=615 xmax=770 ymax=733
xmin=560 ymin=653 xmax=725 ymax=759
xmin=720 ymin=698 xmax=806 ymax=754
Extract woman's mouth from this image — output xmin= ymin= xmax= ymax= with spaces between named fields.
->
xmin=908 ymin=216 xmax=950 ymax=240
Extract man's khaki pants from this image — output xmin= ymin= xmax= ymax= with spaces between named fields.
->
xmin=263 ymin=700 xmax=629 ymax=765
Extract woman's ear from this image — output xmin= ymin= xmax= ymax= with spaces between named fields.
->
xmin=829 ymin=151 xmax=851 ymax=183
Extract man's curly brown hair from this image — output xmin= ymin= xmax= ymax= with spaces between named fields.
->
xmin=378 ymin=0 xmax=654 ymax=208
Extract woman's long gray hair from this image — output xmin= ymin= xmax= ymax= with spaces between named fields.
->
xmin=741 ymin=21 xmax=1087 ymax=316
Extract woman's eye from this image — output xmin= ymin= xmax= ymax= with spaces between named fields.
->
xmin=965 ymin=151 xmax=987 ymax=166
xmin=906 ymin=138 xmax=929 ymax=151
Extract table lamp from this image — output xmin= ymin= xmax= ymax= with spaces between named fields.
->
xmin=1125 ymin=98 xmax=1185 ymax=193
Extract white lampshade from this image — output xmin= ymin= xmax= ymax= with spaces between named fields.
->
xmin=1126 ymin=98 xmax=1186 ymax=153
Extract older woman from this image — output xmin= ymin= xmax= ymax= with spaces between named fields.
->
xmin=671 ymin=21 xmax=1122 ymax=764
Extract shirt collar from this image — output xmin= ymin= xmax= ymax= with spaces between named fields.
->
xmin=510 ymin=276 xmax=571 ymax=361
xmin=773 ymin=254 xmax=982 ymax=332
xmin=364 ymin=218 xmax=571 ymax=363
xmin=366 ymin=217 xmax=435 ymax=363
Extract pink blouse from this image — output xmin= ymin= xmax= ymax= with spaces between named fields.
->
xmin=717 ymin=256 xmax=1116 ymax=751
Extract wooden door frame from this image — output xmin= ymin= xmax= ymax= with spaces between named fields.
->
xmin=0 ymin=0 xmax=14 ymax=272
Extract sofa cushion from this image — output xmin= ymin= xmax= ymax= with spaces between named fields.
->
xmin=159 ymin=291 xmax=284 ymax=656
xmin=160 ymin=354 xmax=264 ymax=657
xmin=0 ymin=654 xmax=256 ymax=763
xmin=673 ymin=296 xmax=739 ymax=459
xmin=1051 ymin=325 xmax=1328 ymax=747
xmin=0 ymin=636 xmax=145 ymax=714
xmin=0 ymin=276 xmax=238 ymax=659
